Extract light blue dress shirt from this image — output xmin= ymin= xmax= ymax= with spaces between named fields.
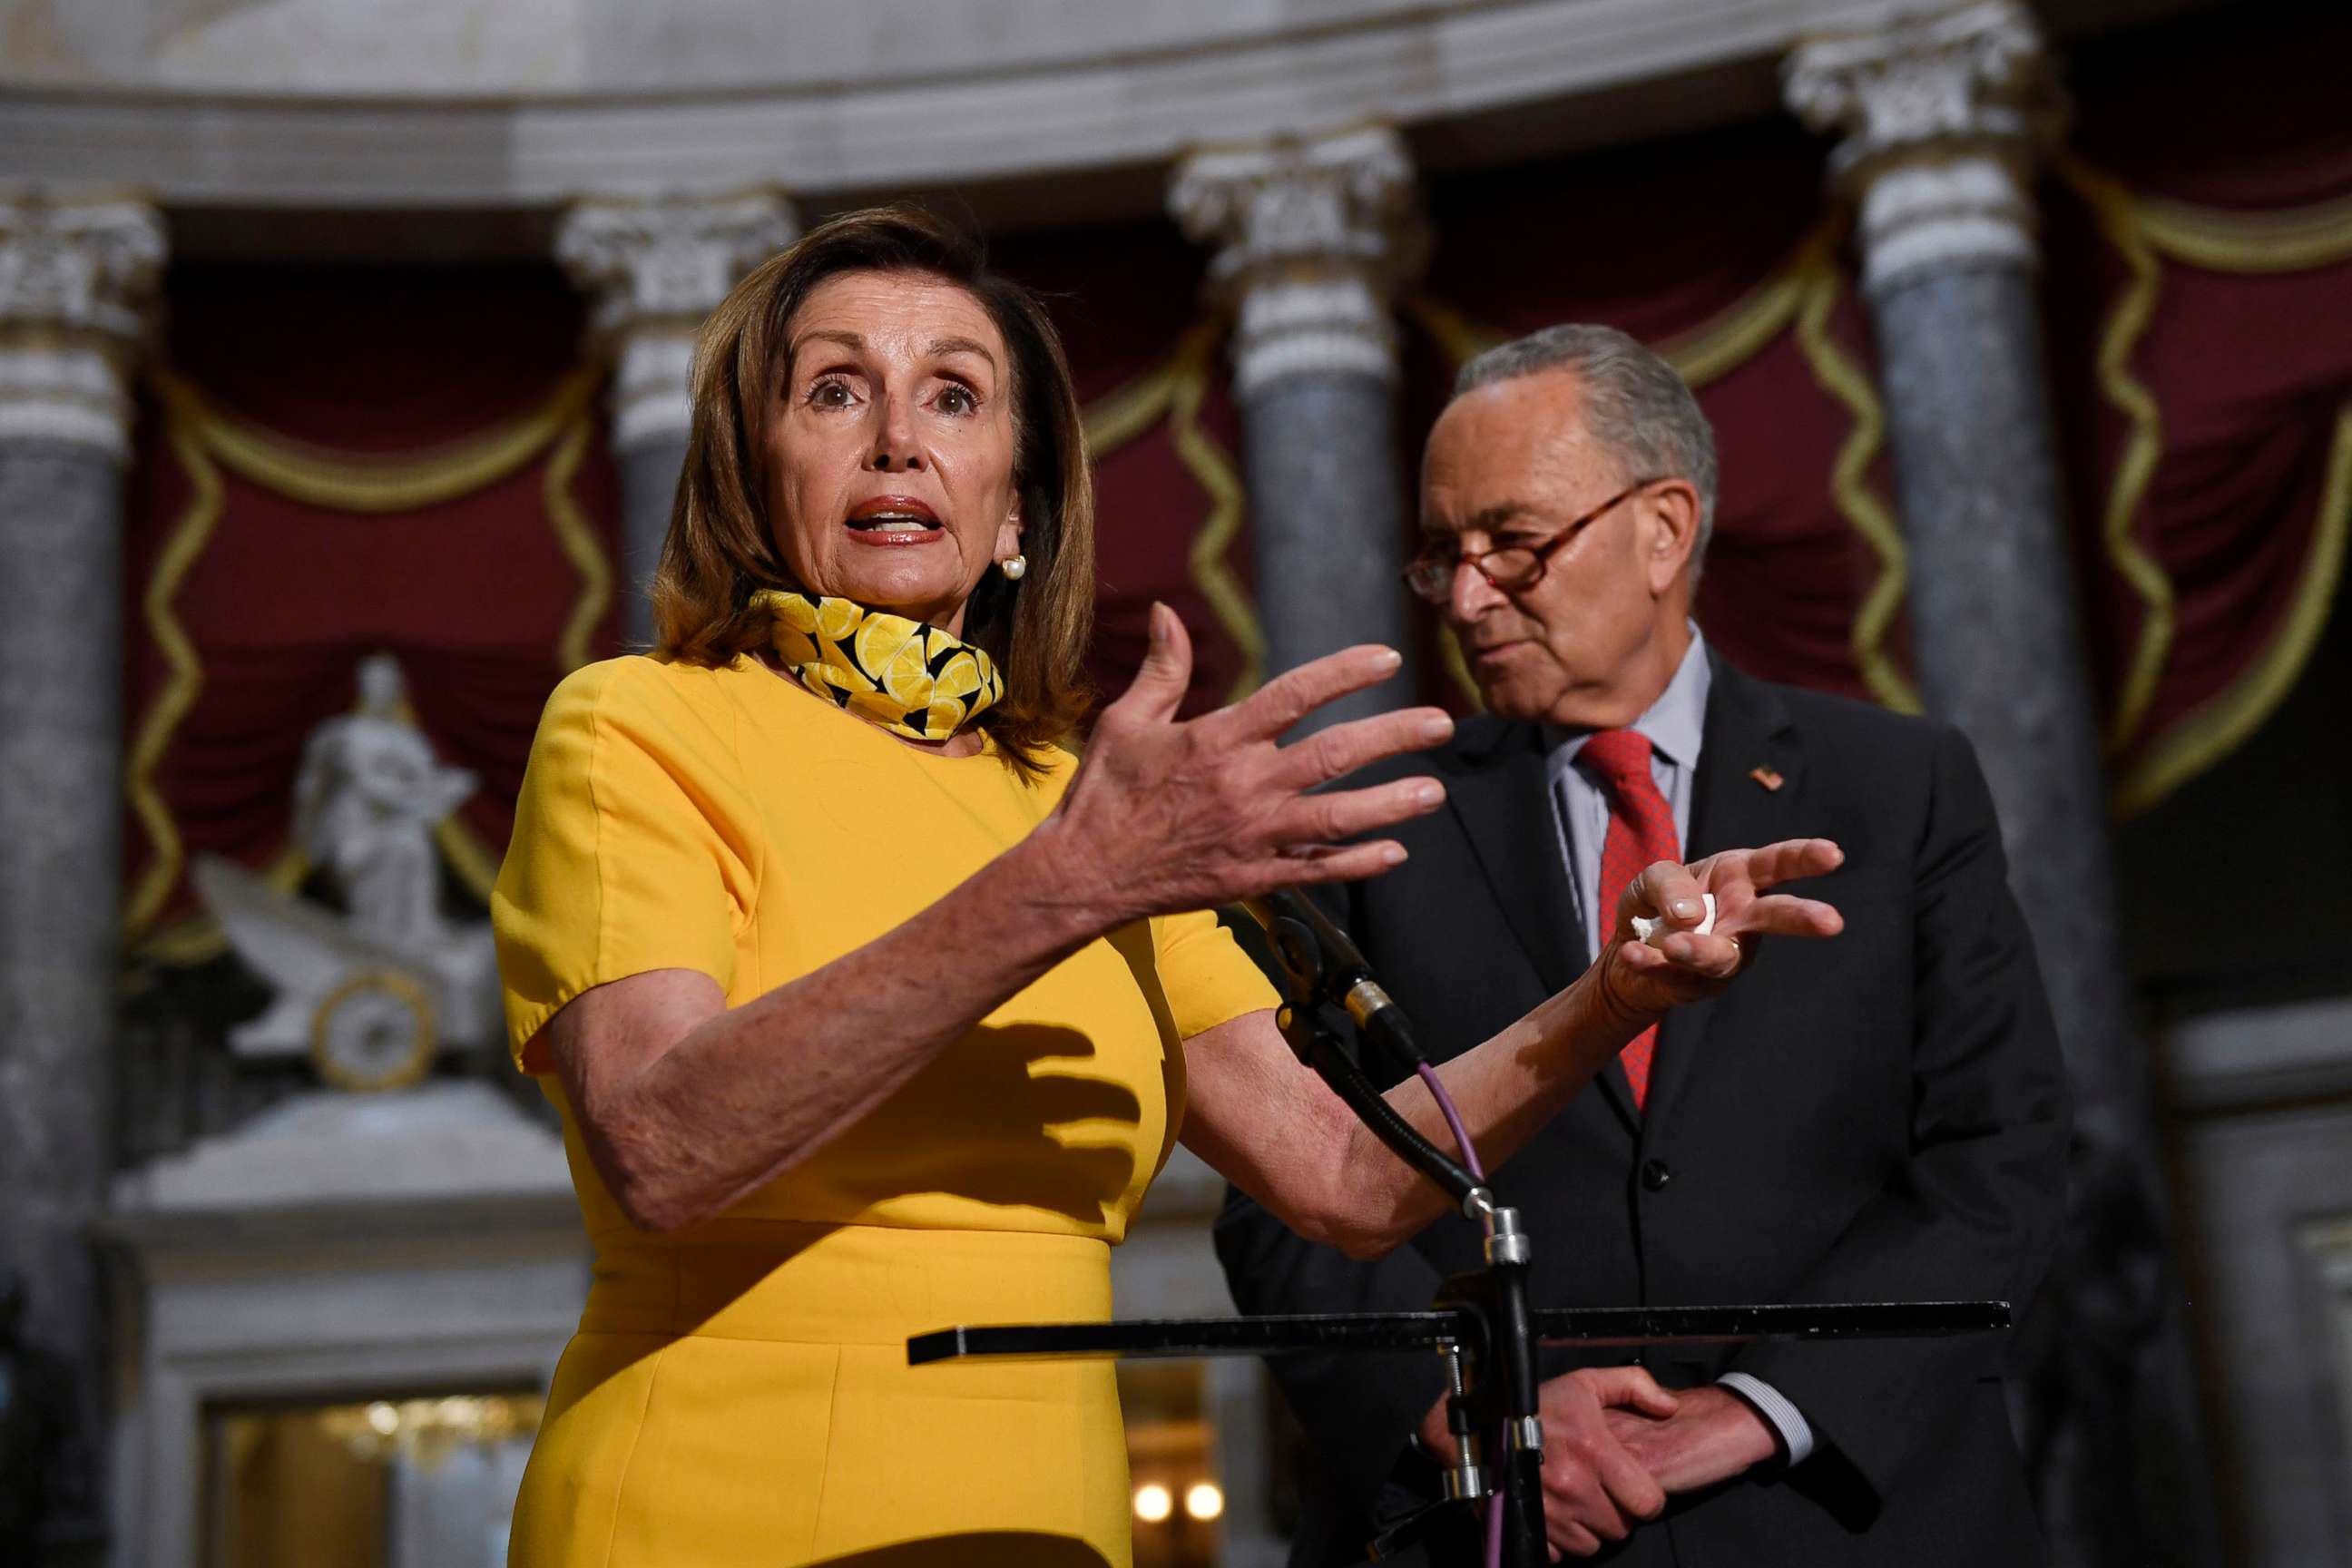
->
xmin=1545 ymin=632 xmax=1711 ymax=961
xmin=1542 ymin=630 xmax=1816 ymax=1465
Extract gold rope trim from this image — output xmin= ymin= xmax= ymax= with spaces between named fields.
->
xmin=133 ymin=847 xmax=305 ymax=969
xmin=1405 ymin=297 xmax=1504 ymax=372
xmin=125 ymin=367 xmax=612 ymax=946
xmin=2069 ymin=164 xmax=2352 ymax=804
xmin=1166 ymin=320 xmax=1265 ymax=701
xmin=2134 ymin=190 xmax=2352 ymax=274
xmin=1072 ymin=326 xmax=1262 ymax=701
xmin=1407 ymin=222 xmax=1831 ymax=393
xmin=133 ymin=701 xmax=510 ymax=964
xmin=2061 ymin=159 xmax=2179 ymax=755
xmin=2112 ymin=401 xmax=2352 ymax=818
xmin=544 ymin=407 xmax=611 ymax=674
xmin=432 ymin=808 xmax=505 ymax=908
xmin=1437 ymin=625 xmax=1483 ymax=709
xmin=1655 ymin=230 xmax=1825 ymax=390
xmin=1789 ymin=241 xmax=1924 ymax=714
xmin=1407 ymin=222 xmax=1892 ymax=708
xmin=149 ymin=367 xmax=602 ymax=513
xmin=122 ymin=388 xmax=227 ymax=939
xmin=139 ymin=830 xmax=503 ymax=969
xmin=1083 ymin=360 xmax=1181 ymax=459
xmin=363 ymin=688 xmax=508 ymax=908
xmin=2058 ymin=160 xmax=2352 ymax=760
xmin=2056 ymin=155 xmax=2352 ymax=275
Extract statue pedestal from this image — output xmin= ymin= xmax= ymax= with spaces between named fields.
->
xmin=101 ymin=1081 xmax=584 ymax=1568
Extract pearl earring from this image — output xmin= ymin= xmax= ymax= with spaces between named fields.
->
xmin=1000 ymin=554 xmax=1027 ymax=581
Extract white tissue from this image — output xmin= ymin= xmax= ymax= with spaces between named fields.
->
xmin=1632 ymin=892 xmax=1716 ymax=950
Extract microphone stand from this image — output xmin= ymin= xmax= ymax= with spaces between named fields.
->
xmin=906 ymin=905 xmax=2011 ymax=1566
xmin=1250 ymin=898 xmax=1547 ymax=1564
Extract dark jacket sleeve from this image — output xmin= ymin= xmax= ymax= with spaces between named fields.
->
xmin=1213 ymin=1184 xmax=1451 ymax=1519
xmin=1729 ymin=724 xmax=2071 ymax=1504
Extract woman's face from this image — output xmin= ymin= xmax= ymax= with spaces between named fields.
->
xmin=763 ymin=270 xmax=1024 ymax=635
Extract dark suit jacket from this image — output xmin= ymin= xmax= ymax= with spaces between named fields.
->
xmin=1214 ymin=652 xmax=2069 ymax=1566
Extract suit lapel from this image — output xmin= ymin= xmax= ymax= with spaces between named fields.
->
xmin=1639 ymin=654 xmax=1803 ymax=1132
xmin=1446 ymin=720 xmax=1584 ymax=999
xmin=1446 ymin=720 xmax=1643 ymax=1134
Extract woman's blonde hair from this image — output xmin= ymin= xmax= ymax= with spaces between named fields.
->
xmin=650 ymin=204 xmax=1095 ymax=777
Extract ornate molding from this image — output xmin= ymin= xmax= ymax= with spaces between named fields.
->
xmin=0 ymin=1 xmax=2031 ymax=210
xmin=1783 ymin=1 xmax=2060 ymax=296
xmin=555 ymin=190 xmax=799 ymax=451
xmin=0 ymin=190 xmax=165 ymax=457
xmin=1169 ymin=126 xmax=1423 ymax=397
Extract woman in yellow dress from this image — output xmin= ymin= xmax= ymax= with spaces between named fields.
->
xmin=493 ymin=206 xmax=1843 ymax=1568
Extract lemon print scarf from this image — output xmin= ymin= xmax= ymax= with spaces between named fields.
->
xmin=752 ymin=590 xmax=1007 ymax=742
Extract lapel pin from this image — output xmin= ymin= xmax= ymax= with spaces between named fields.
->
xmin=1749 ymin=765 xmax=1785 ymax=793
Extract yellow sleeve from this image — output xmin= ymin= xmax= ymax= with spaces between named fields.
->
xmin=1152 ymin=906 xmax=1280 ymax=1040
xmin=493 ymin=660 xmax=755 ymax=1073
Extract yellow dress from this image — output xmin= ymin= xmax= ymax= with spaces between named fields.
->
xmin=492 ymin=654 xmax=1276 ymax=1568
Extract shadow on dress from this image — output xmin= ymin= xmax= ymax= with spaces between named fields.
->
xmin=808 ymin=1021 xmax=1147 ymax=1228
xmin=804 ymin=1531 xmax=1112 ymax=1567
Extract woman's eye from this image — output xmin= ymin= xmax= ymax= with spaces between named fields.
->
xmin=936 ymin=385 xmax=976 ymax=416
xmin=809 ymin=379 xmax=854 ymax=407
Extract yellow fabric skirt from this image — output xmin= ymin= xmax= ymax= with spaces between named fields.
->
xmin=510 ymin=1222 xmax=1131 ymax=1568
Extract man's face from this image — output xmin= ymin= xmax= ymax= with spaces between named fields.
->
xmin=1419 ymin=371 xmax=1694 ymax=727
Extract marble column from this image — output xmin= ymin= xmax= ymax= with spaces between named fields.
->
xmin=0 ymin=189 xmax=166 ymax=1557
xmin=1786 ymin=7 xmax=2216 ymax=1565
xmin=557 ymin=191 xmax=799 ymax=647
xmin=1171 ymin=127 xmax=1424 ymax=730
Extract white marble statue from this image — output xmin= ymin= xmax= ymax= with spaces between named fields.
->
xmin=292 ymin=654 xmax=477 ymax=951
xmin=194 ymin=654 xmax=499 ymax=1084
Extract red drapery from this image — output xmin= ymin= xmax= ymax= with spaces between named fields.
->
xmin=116 ymin=5 xmax=2349 ymax=962
xmin=1406 ymin=122 xmax=1911 ymax=709
xmin=2044 ymin=4 xmax=2352 ymax=814
xmin=121 ymin=269 xmax=622 ymax=951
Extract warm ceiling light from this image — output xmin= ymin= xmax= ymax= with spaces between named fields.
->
xmin=1184 ymin=1480 xmax=1225 ymax=1521
xmin=1133 ymin=1483 xmax=1173 ymax=1523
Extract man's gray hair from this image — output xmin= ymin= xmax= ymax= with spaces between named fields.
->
xmin=1454 ymin=323 xmax=1719 ymax=573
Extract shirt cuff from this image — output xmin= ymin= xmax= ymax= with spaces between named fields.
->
xmin=1715 ymin=1373 xmax=1815 ymax=1466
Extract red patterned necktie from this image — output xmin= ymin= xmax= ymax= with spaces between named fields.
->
xmin=1577 ymin=729 xmax=1680 ymax=1111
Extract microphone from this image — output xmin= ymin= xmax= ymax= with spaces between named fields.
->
xmin=1240 ymin=890 xmax=1429 ymax=1068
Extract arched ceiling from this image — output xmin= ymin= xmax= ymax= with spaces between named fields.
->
xmin=0 ymin=0 xmax=2225 ymax=212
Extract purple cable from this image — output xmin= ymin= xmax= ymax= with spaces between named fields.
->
xmin=1410 ymin=1063 xmax=1505 ymax=1568
xmin=1413 ymin=1062 xmax=1485 ymax=1181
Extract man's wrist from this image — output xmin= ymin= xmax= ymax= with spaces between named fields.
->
xmin=1714 ymin=1373 xmax=1814 ymax=1467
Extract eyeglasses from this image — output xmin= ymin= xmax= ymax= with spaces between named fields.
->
xmin=1402 ymin=479 xmax=1661 ymax=603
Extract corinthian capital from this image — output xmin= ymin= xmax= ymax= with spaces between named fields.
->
xmin=557 ymin=191 xmax=799 ymax=451
xmin=1784 ymin=1 xmax=2059 ymax=295
xmin=1169 ymin=126 xmax=1423 ymax=397
xmin=0 ymin=190 xmax=167 ymax=457
xmin=1785 ymin=0 xmax=2053 ymax=172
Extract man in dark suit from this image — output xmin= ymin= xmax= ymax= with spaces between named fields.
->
xmin=1215 ymin=325 xmax=2070 ymax=1564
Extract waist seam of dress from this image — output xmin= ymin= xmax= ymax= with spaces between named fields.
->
xmin=583 ymin=1218 xmax=1126 ymax=1246
xmin=595 ymin=1339 xmax=668 ymax=1568
xmin=803 ymin=1345 xmax=848 ymax=1559
xmin=569 ymin=1326 xmax=971 ymax=1349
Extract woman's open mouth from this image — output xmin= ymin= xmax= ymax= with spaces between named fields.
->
xmin=844 ymin=495 xmax=945 ymax=544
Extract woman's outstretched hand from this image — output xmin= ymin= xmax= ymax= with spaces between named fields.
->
xmin=1038 ymin=603 xmax=1455 ymax=924
xmin=1594 ymin=840 xmax=1847 ymax=1024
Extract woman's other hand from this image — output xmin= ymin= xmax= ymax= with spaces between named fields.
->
xmin=1594 ymin=839 xmax=1847 ymax=1024
xmin=1037 ymin=603 xmax=1454 ymax=923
